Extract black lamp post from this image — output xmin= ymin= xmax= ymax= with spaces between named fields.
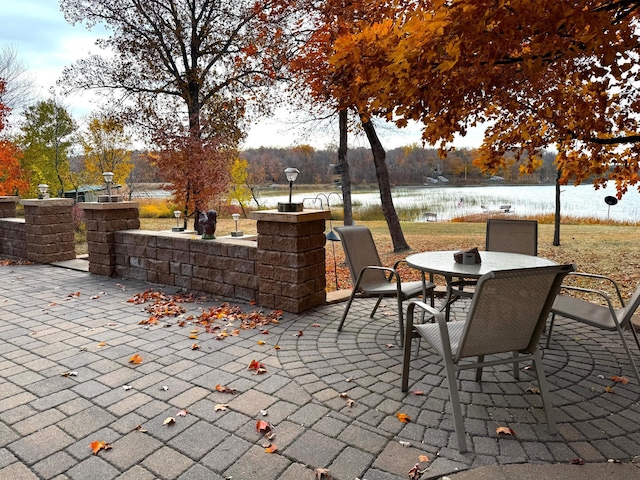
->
xmin=277 ymin=167 xmax=303 ymax=212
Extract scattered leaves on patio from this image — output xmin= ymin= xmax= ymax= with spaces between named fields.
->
xmin=396 ymin=412 xmax=411 ymax=423
xmin=61 ymin=371 xmax=78 ymax=377
xmin=256 ymin=420 xmax=273 ymax=434
xmin=89 ymin=440 xmax=112 ymax=455
xmin=264 ymin=443 xmax=278 ymax=453
xmin=191 ymin=343 xmax=200 ymax=350
xmin=315 ymin=467 xmax=332 ymax=479
xmin=163 ymin=417 xmax=176 ymax=426
xmin=215 ymin=384 xmax=237 ymax=394
xmin=214 ymin=404 xmax=229 ymax=411
xmin=525 ymin=386 xmax=541 ymax=395
xmin=128 ymin=354 xmax=143 ymax=364
xmin=408 ymin=463 xmax=421 ymax=480
xmin=134 ymin=424 xmax=147 ymax=433
xmin=176 ymin=409 xmax=189 ymax=417
xmin=248 ymin=359 xmax=267 ymax=374
xmin=570 ymin=458 xmax=585 ymax=465
xmin=419 ymin=454 xmax=430 ymax=463
xmin=611 ymin=375 xmax=629 ymax=384
xmin=496 ymin=426 xmax=516 ymax=436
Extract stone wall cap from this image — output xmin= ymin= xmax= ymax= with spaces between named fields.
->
xmin=0 ymin=217 xmax=25 ymax=223
xmin=0 ymin=196 xmax=19 ymax=202
xmin=21 ymin=198 xmax=75 ymax=206
xmin=78 ymin=201 xmax=139 ymax=210
xmin=251 ymin=209 xmax=330 ymax=223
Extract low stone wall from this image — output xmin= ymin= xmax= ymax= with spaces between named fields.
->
xmin=114 ymin=230 xmax=259 ymax=302
xmin=0 ymin=218 xmax=26 ymax=259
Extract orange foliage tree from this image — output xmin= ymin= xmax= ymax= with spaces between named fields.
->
xmin=0 ymin=80 xmax=28 ymax=195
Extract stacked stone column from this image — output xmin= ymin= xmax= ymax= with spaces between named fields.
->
xmin=0 ymin=196 xmax=18 ymax=218
xmin=21 ymin=198 xmax=76 ymax=264
xmin=253 ymin=209 xmax=330 ymax=313
xmin=80 ymin=202 xmax=140 ymax=276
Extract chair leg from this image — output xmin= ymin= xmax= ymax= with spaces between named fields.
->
xmin=370 ymin=296 xmax=383 ymax=318
xmin=397 ymin=297 xmax=405 ymax=348
xmin=545 ymin=313 xmax=557 ymax=349
xmin=337 ymin=289 xmax=358 ymax=332
xmin=614 ymin=324 xmax=640 ymax=386
xmin=475 ymin=356 xmax=484 ymax=382
xmin=532 ymin=350 xmax=557 ymax=435
xmin=444 ymin=362 xmax=467 ymax=453
xmin=512 ymin=352 xmax=520 ymax=380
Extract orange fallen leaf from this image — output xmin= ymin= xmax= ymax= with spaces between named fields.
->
xmin=191 ymin=343 xmax=200 ymax=350
xmin=163 ymin=417 xmax=175 ymax=426
xmin=396 ymin=412 xmax=411 ymax=423
xmin=215 ymin=384 xmax=237 ymax=394
xmin=257 ymin=340 xmax=266 ymax=345
xmin=189 ymin=334 xmax=198 ymax=339
xmin=496 ymin=426 xmax=516 ymax=436
xmin=97 ymin=341 xmax=107 ymax=347
xmin=418 ymin=454 xmax=430 ymax=463
xmin=248 ymin=359 xmax=265 ymax=371
xmin=264 ymin=443 xmax=278 ymax=453
xmin=89 ymin=440 xmax=112 ymax=455
xmin=256 ymin=420 xmax=272 ymax=434
xmin=128 ymin=354 xmax=143 ymax=364
xmin=611 ymin=376 xmax=629 ymax=384
xmin=274 ymin=345 xmax=281 ymax=350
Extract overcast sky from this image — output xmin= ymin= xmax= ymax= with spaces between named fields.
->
xmin=0 ymin=0 xmax=483 ymax=151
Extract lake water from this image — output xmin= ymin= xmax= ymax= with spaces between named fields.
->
xmin=261 ymin=184 xmax=640 ymax=223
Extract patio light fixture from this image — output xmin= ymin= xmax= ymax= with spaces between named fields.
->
xmin=172 ymin=210 xmax=185 ymax=232
xmin=37 ymin=184 xmax=49 ymax=199
xmin=277 ymin=167 xmax=303 ymax=212
xmin=231 ymin=213 xmax=243 ymax=237
xmin=102 ymin=171 xmax=114 ymax=202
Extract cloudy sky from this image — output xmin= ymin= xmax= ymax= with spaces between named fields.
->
xmin=0 ymin=0 xmax=483 ymax=150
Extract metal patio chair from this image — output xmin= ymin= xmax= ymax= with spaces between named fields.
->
xmin=335 ymin=226 xmax=435 ymax=346
xmin=486 ymin=218 xmax=538 ymax=256
xmin=402 ymin=264 xmax=574 ymax=452
xmin=546 ymin=272 xmax=640 ymax=385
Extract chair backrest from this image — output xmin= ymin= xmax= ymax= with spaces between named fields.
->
xmin=335 ymin=226 xmax=388 ymax=287
xmin=486 ymin=219 xmax=538 ymax=256
xmin=455 ymin=264 xmax=574 ymax=362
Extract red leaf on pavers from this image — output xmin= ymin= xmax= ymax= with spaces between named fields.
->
xmin=294 ymin=330 xmax=303 ymax=337
xmin=611 ymin=375 xmax=629 ymax=384
xmin=248 ymin=359 xmax=265 ymax=371
xmin=408 ymin=463 xmax=421 ymax=480
xmin=128 ymin=354 xmax=143 ymax=364
xmin=496 ymin=426 xmax=516 ymax=436
xmin=396 ymin=412 xmax=411 ymax=423
xmin=89 ymin=440 xmax=112 ymax=455
xmin=264 ymin=443 xmax=278 ymax=453
xmin=215 ymin=384 xmax=237 ymax=394
xmin=256 ymin=420 xmax=272 ymax=434
xmin=315 ymin=467 xmax=332 ymax=479
xmin=570 ymin=458 xmax=585 ymax=465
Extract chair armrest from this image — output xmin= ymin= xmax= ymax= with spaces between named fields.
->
xmin=405 ymin=300 xmax=456 ymax=363
xmin=564 ymin=272 xmax=625 ymax=306
xmin=353 ymin=266 xmax=401 ymax=293
xmin=557 ymin=285 xmax=618 ymax=318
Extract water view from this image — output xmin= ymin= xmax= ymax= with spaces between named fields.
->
xmin=260 ymin=184 xmax=640 ymax=223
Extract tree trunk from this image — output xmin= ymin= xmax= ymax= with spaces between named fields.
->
xmin=553 ymin=168 xmax=561 ymax=246
xmin=360 ymin=116 xmax=410 ymax=252
xmin=338 ymin=109 xmax=353 ymax=226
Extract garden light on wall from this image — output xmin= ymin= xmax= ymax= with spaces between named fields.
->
xmin=277 ymin=167 xmax=303 ymax=212
xmin=102 ymin=171 xmax=114 ymax=202
xmin=172 ymin=210 xmax=185 ymax=232
xmin=37 ymin=184 xmax=49 ymax=199
xmin=231 ymin=213 xmax=243 ymax=237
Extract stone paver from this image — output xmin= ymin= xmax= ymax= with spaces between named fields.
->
xmin=1 ymin=264 xmax=640 ymax=480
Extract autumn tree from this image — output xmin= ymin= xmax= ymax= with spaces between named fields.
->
xmin=60 ymin=0 xmax=300 ymax=212
xmin=18 ymin=99 xmax=76 ymax=197
xmin=228 ymin=157 xmax=252 ymax=217
xmin=328 ymin=0 xmax=640 ymax=244
xmin=80 ymin=112 xmax=133 ymax=186
xmin=0 ymin=80 xmax=28 ymax=195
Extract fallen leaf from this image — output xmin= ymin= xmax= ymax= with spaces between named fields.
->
xmin=399 ymin=440 xmax=411 ymax=447
xmin=160 ymin=385 xmax=169 ymax=391
xmin=570 ymin=458 xmax=585 ymax=465
xmin=215 ymin=384 xmax=237 ymax=394
xmin=257 ymin=340 xmax=266 ymax=345
xmin=256 ymin=420 xmax=272 ymax=434
xmin=419 ymin=454 xmax=430 ymax=463
xmin=260 ymin=409 xmax=268 ymax=416
xmin=608 ymin=459 xmax=622 ymax=463
xmin=61 ymin=371 xmax=78 ymax=377
xmin=97 ymin=341 xmax=107 ymax=347
xmin=122 ymin=385 xmax=132 ymax=391
xmin=346 ymin=399 xmax=355 ymax=408
xmin=134 ymin=424 xmax=147 ymax=433
xmin=163 ymin=417 xmax=176 ymax=426
xmin=90 ymin=295 xmax=100 ymax=300
xmin=248 ymin=359 xmax=265 ymax=371
xmin=525 ymin=386 xmax=541 ymax=395
xmin=264 ymin=443 xmax=278 ymax=453
xmin=338 ymin=392 xmax=349 ymax=398
xmin=89 ymin=440 xmax=112 ymax=455
xmin=191 ymin=343 xmax=200 ymax=350
xmin=605 ymin=385 xmax=615 ymax=393
xmin=315 ymin=468 xmax=332 ymax=479
xmin=408 ymin=463 xmax=421 ymax=480
xmin=214 ymin=404 xmax=229 ymax=411
xmin=274 ymin=345 xmax=281 ymax=350
xmin=68 ymin=291 xmax=81 ymax=298
xmin=611 ymin=376 xmax=629 ymax=384
xmin=295 ymin=330 xmax=304 ymax=337
xmin=385 ymin=343 xmax=395 ymax=348
xmin=128 ymin=354 xmax=143 ymax=364
xmin=396 ymin=412 xmax=411 ymax=423
xmin=176 ymin=409 xmax=188 ymax=417
xmin=189 ymin=334 xmax=198 ymax=339
xmin=496 ymin=426 xmax=516 ymax=436
xmin=412 ymin=390 xmax=424 ymax=396
xmin=312 ymin=323 xmax=321 ymax=327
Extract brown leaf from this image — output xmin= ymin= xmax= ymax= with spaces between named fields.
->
xmin=97 ymin=341 xmax=107 ymax=347
xmin=133 ymin=424 xmax=147 ymax=433
xmin=525 ymin=386 xmax=541 ymax=395
xmin=396 ymin=412 xmax=411 ymax=423
xmin=191 ymin=343 xmax=200 ymax=350
xmin=570 ymin=458 xmax=585 ymax=465
xmin=385 ymin=343 xmax=395 ymax=348
xmin=214 ymin=404 xmax=229 ymax=411
xmin=274 ymin=345 xmax=281 ymax=350
xmin=496 ymin=426 xmax=516 ymax=436
xmin=189 ymin=334 xmax=198 ymax=339
xmin=315 ymin=468 xmax=332 ymax=479
xmin=605 ymin=386 xmax=615 ymax=393
xmin=248 ymin=359 xmax=265 ymax=371
xmin=408 ymin=463 xmax=421 ymax=480
xmin=215 ymin=384 xmax=237 ymax=394
xmin=346 ymin=399 xmax=355 ymax=408
xmin=264 ymin=443 xmax=278 ymax=453
xmin=611 ymin=375 xmax=629 ymax=384
xmin=312 ymin=323 xmax=321 ymax=327
xmin=163 ymin=417 xmax=176 ymax=426
xmin=128 ymin=354 xmax=143 ymax=364
xmin=418 ymin=454 xmax=430 ymax=463
xmin=176 ymin=409 xmax=188 ymax=417
xmin=89 ymin=440 xmax=112 ymax=455
xmin=256 ymin=420 xmax=272 ymax=434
